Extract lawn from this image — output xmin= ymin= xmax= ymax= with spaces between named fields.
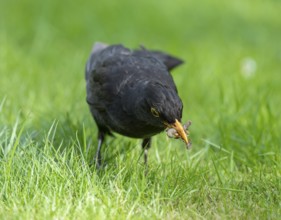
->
xmin=1 ymin=0 xmax=281 ymax=219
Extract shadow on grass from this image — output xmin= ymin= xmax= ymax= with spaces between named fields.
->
xmin=17 ymin=112 xmax=142 ymax=169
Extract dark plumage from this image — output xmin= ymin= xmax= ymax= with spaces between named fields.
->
xmin=85 ymin=43 xmax=191 ymax=167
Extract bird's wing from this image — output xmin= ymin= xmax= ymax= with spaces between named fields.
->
xmin=85 ymin=44 xmax=132 ymax=108
xmin=85 ymin=44 xmax=130 ymax=79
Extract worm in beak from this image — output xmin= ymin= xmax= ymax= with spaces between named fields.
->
xmin=166 ymin=119 xmax=192 ymax=149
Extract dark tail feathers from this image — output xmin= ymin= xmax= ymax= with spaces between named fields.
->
xmin=133 ymin=47 xmax=184 ymax=71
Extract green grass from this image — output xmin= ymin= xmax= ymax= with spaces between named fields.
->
xmin=1 ymin=0 xmax=281 ymax=219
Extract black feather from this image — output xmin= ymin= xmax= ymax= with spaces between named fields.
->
xmin=85 ymin=43 xmax=185 ymax=166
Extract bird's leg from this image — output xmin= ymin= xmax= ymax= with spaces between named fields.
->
xmin=94 ymin=131 xmax=105 ymax=169
xmin=142 ymin=138 xmax=151 ymax=166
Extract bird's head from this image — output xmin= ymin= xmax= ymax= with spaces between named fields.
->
xmin=143 ymin=82 xmax=191 ymax=148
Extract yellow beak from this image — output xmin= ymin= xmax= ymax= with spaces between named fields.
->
xmin=169 ymin=119 xmax=190 ymax=147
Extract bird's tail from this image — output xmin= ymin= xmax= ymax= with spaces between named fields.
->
xmin=133 ymin=47 xmax=184 ymax=71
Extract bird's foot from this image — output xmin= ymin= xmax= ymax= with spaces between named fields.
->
xmin=89 ymin=155 xmax=103 ymax=170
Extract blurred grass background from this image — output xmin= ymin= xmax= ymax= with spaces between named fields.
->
xmin=1 ymin=0 xmax=281 ymax=219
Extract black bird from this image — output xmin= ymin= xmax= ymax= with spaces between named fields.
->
xmin=85 ymin=43 xmax=191 ymax=167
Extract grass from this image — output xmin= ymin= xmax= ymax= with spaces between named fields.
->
xmin=1 ymin=0 xmax=281 ymax=219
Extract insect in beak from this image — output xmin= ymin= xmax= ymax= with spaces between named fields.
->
xmin=165 ymin=120 xmax=192 ymax=149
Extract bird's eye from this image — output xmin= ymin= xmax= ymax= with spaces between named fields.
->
xmin=150 ymin=107 xmax=160 ymax=117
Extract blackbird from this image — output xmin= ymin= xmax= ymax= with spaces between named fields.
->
xmin=85 ymin=43 xmax=191 ymax=167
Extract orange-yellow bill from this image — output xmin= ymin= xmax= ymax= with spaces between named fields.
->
xmin=173 ymin=119 xmax=189 ymax=145
xmin=165 ymin=119 xmax=192 ymax=148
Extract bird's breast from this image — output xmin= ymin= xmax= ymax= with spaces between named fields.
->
xmin=107 ymin=118 xmax=164 ymax=138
